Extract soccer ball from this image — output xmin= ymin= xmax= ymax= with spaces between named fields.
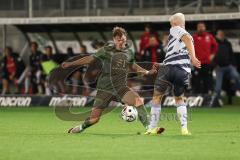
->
xmin=121 ymin=105 xmax=138 ymax=122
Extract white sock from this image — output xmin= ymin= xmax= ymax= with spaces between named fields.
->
xmin=177 ymin=105 xmax=188 ymax=129
xmin=24 ymin=78 xmax=30 ymax=94
xmin=149 ymin=102 xmax=161 ymax=130
xmin=1 ymin=88 xmax=6 ymax=95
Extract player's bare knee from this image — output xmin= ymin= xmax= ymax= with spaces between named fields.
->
xmin=152 ymin=97 xmax=160 ymax=105
xmin=175 ymin=96 xmax=184 ymax=105
xmin=152 ymin=95 xmax=163 ymax=105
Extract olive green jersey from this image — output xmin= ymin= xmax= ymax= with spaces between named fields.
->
xmin=93 ymin=41 xmax=135 ymax=92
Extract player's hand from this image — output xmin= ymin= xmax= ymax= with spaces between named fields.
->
xmin=152 ymin=62 xmax=160 ymax=70
xmin=146 ymin=69 xmax=157 ymax=75
xmin=61 ymin=62 xmax=71 ymax=69
xmin=14 ymin=79 xmax=18 ymax=85
xmin=191 ymin=57 xmax=201 ymax=68
xmin=149 ymin=69 xmax=157 ymax=75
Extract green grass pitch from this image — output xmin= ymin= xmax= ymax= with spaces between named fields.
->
xmin=0 ymin=106 xmax=240 ymax=160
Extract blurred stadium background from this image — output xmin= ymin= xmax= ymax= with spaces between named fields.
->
xmin=0 ymin=0 xmax=240 ymax=107
xmin=1 ymin=1 xmax=240 ymax=160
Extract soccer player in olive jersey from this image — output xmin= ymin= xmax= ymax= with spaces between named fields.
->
xmin=62 ymin=27 xmax=164 ymax=134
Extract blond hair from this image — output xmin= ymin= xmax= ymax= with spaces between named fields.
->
xmin=169 ymin=13 xmax=185 ymax=26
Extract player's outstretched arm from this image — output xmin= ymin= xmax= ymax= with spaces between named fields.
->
xmin=181 ymin=34 xmax=201 ymax=68
xmin=130 ymin=63 xmax=157 ymax=75
xmin=61 ymin=55 xmax=95 ymax=69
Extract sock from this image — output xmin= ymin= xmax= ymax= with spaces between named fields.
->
xmin=176 ymin=105 xmax=188 ymax=129
xmin=149 ymin=102 xmax=161 ymax=130
xmin=136 ymin=105 xmax=149 ymax=130
xmin=1 ymin=88 xmax=6 ymax=95
xmin=24 ymin=78 xmax=30 ymax=94
xmin=80 ymin=117 xmax=93 ymax=130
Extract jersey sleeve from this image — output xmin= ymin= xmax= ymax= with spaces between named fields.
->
xmin=128 ymin=49 xmax=135 ymax=64
xmin=92 ymin=48 xmax=106 ymax=60
xmin=170 ymin=26 xmax=188 ymax=40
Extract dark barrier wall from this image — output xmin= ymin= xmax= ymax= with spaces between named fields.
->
xmin=0 ymin=95 xmax=220 ymax=107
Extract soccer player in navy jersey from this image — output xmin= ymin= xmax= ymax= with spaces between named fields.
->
xmin=146 ymin=13 xmax=201 ymax=135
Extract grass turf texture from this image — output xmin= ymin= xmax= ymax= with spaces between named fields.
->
xmin=0 ymin=106 xmax=240 ymax=160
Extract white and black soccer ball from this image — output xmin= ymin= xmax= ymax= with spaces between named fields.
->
xmin=121 ymin=105 xmax=138 ymax=122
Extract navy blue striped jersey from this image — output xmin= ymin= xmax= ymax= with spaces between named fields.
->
xmin=163 ymin=26 xmax=192 ymax=73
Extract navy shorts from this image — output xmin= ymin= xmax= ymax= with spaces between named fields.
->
xmin=154 ymin=65 xmax=190 ymax=97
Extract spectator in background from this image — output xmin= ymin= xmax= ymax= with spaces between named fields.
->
xmin=29 ymin=42 xmax=44 ymax=94
xmin=213 ymin=30 xmax=240 ymax=99
xmin=95 ymin=41 xmax=105 ymax=50
xmin=86 ymin=39 xmax=104 ymax=90
xmin=1 ymin=47 xmax=25 ymax=94
xmin=41 ymin=46 xmax=56 ymax=95
xmin=139 ymin=24 xmax=159 ymax=56
xmin=67 ymin=47 xmax=75 ymax=58
xmin=192 ymin=22 xmax=218 ymax=94
xmin=70 ymin=45 xmax=89 ymax=95
xmin=142 ymin=35 xmax=165 ymax=64
xmin=47 ymin=47 xmax=76 ymax=94
xmin=80 ymin=45 xmax=88 ymax=55
xmin=42 ymin=46 xmax=54 ymax=61
xmin=140 ymin=35 xmax=165 ymax=94
xmin=91 ymin=39 xmax=105 ymax=50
